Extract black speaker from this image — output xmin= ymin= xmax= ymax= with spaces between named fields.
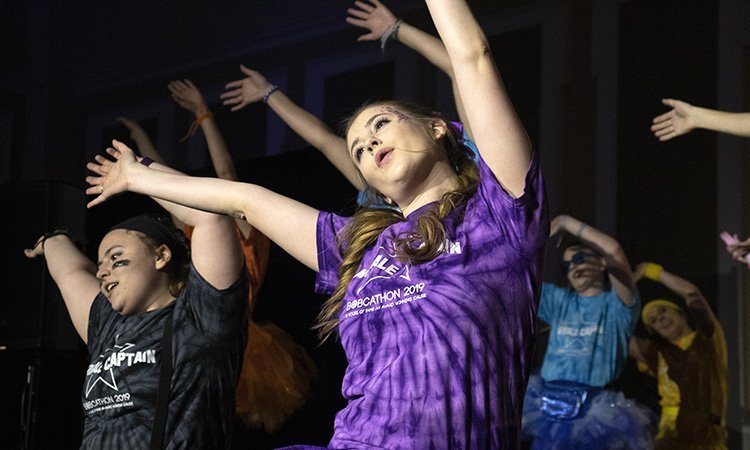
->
xmin=0 ymin=181 xmax=86 ymax=352
xmin=0 ymin=350 xmax=86 ymax=449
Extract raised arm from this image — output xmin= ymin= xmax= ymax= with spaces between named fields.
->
xmin=220 ymin=65 xmax=363 ymax=191
xmin=87 ymin=140 xmax=320 ymax=271
xmin=24 ymin=233 xmax=99 ymax=343
xmin=188 ymin=208 xmax=245 ymax=290
xmin=168 ymin=78 xmax=255 ymax=238
xmin=635 ymin=262 xmax=716 ymax=336
xmin=551 ymin=214 xmax=636 ymax=305
xmin=652 ymin=98 xmax=750 ymax=141
xmin=346 ymin=0 xmax=472 ymax=137
xmin=425 ymin=0 xmax=530 ymax=197
xmin=169 ymin=79 xmax=238 ymax=181
xmin=116 ymin=117 xmax=166 ymax=165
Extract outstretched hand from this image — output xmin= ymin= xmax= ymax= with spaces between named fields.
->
xmin=220 ymin=65 xmax=274 ymax=112
xmin=168 ymin=79 xmax=209 ymax=116
xmin=720 ymin=231 xmax=750 ymax=267
xmin=85 ymin=140 xmax=139 ymax=208
xmin=651 ymin=98 xmax=696 ymax=142
xmin=346 ymin=0 xmax=398 ymax=42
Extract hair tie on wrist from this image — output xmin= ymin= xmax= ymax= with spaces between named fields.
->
xmin=576 ymin=223 xmax=587 ymax=240
xmin=140 ymin=157 xmax=154 ymax=167
xmin=38 ymin=229 xmax=70 ymax=252
xmin=179 ymin=111 xmax=213 ymax=143
xmin=380 ymin=19 xmax=403 ymax=53
xmin=263 ymin=85 xmax=280 ymax=104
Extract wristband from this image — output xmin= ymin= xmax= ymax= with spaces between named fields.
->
xmin=140 ymin=157 xmax=154 ymax=167
xmin=263 ymin=85 xmax=279 ymax=104
xmin=642 ymin=262 xmax=664 ymax=281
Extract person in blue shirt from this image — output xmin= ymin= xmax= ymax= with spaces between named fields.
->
xmin=523 ymin=214 xmax=654 ymax=449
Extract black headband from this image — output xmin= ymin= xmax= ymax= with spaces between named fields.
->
xmin=110 ymin=215 xmax=188 ymax=264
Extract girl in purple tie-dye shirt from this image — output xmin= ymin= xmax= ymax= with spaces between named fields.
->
xmin=86 ymin=0 xmax=548 ymax=447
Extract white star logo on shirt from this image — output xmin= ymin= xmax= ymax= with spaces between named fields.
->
xmin=84 ymin=342 xmax=135 ymax=397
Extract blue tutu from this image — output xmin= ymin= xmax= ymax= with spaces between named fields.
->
xmin=523 ymin=374 xmax=655 ymax=450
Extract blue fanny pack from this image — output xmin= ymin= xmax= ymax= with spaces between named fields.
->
xmin=540 ymin=380 xmax=601 ymax=420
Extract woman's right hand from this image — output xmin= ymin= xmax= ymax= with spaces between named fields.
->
xmin=85 ymin=140 xmax=139 ymax=208
xmin=221 ymin=65 xmax=273 ymax=112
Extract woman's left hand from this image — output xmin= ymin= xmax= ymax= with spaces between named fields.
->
xmin=85 ymin=140 xmax=138 ymax=208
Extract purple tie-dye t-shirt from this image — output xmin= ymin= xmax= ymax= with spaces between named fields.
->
xmin=315 ymin=153 xmax=548 ymax=449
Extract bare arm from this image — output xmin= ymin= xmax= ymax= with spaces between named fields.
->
xmin=169 ymin=79 xmax=238 ymax=181
xmin=188 ymin=211 xmax=245 ymax=290
xmin=426 ymin=0 xmax=530 ymax=197
xmin=551 ymin=214 xmax=636 ymax=305
xmin=168 ymin=79 xmax=254 ymax=237
xmin=266 ymin=91 xmax=363 ymax=190
xmin=635 ymin=262 xmax=715 ymax=336
xmin=346 ymin=0 xmax=472 ymax=137
xmin=116 ymin=117 xmax=166 ymax=165
xmin=87 ymin=141 xmax=320 ymax=271
xmin=652 ymin=98 xmax=750 ymax=141
xmin=221 ymin=65 xmax=363 ymax=191
xmin=24 ymin=234 xmax=99 ymax=343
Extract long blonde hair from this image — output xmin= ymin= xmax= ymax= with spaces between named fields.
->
xmin=314 ymin=101 xmax=479 ymax=342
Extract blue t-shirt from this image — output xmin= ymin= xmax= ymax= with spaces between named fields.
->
xmin=538 ymin=283 xmax=639 ymax=387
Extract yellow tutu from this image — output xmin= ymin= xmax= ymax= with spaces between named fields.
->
xmin=235 ymin=320 xmax=318 ymax=433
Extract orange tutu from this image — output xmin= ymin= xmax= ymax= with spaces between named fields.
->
xmin=235 ymin=320 xmax=318 ymax=433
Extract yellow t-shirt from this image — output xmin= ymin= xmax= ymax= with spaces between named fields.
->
xmin=638 ymin=320 xmax=728 ymax=450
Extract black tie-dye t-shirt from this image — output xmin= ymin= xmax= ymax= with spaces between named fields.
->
xmin=82 ymin=264 xmax=248 ymax=449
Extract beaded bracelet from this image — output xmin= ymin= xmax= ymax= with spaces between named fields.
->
xmin=263 ymin=85 xmax=280 ymax=104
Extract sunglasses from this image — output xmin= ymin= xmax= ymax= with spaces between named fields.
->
xmin=561 ymin=251 xmax=598 ymax=273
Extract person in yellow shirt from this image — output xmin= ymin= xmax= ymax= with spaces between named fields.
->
xmin=630 ymin=263 xmax=728 ymax=449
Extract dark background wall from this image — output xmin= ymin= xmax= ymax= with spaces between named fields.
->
xmin=1 ymin=0 xmax=749 ymax=448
